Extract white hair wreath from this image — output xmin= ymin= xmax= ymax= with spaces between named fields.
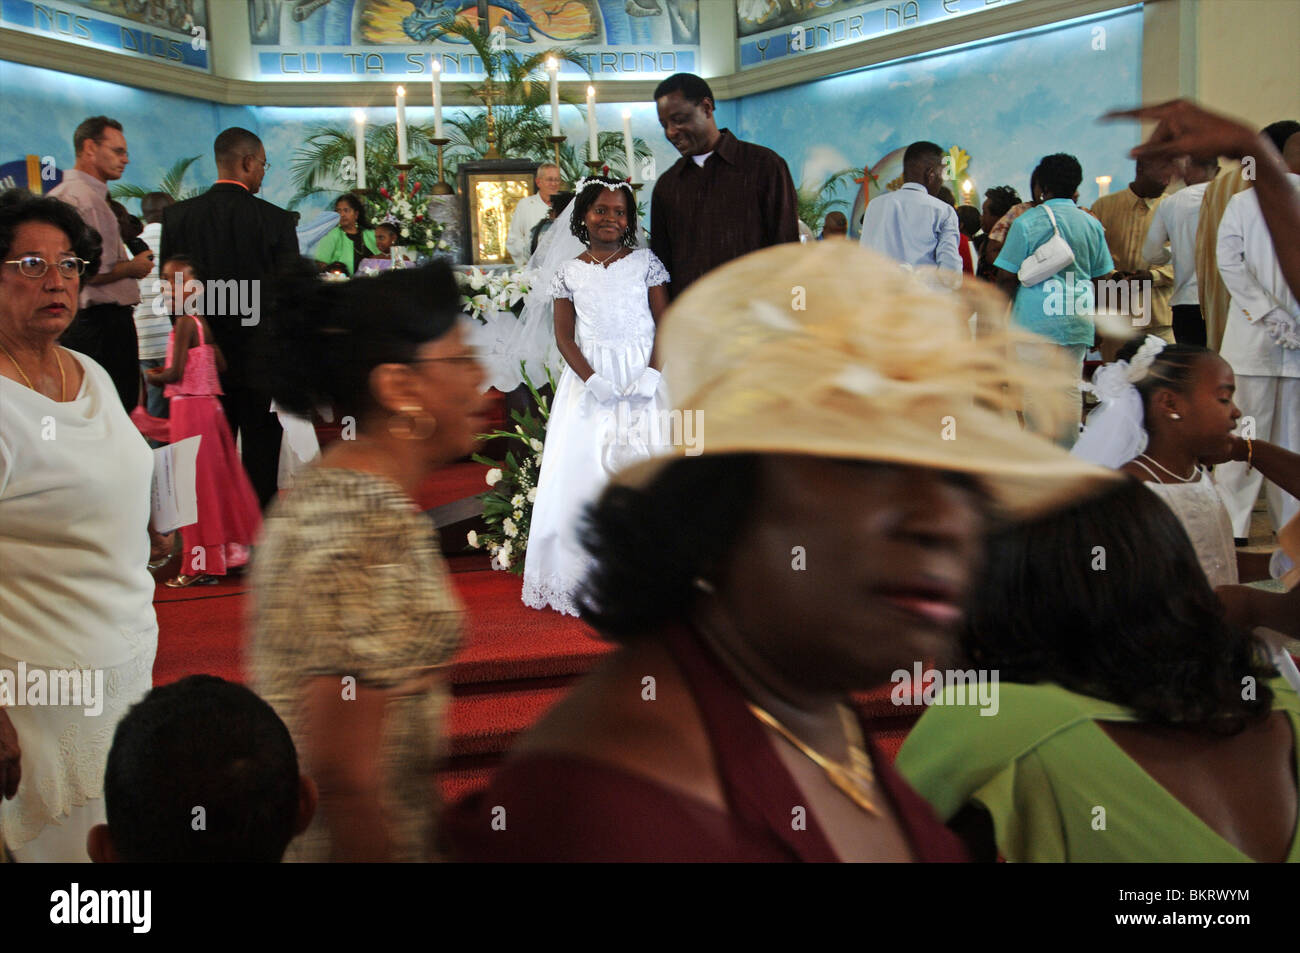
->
xmin=1125 ymin=335 xmax=1167 ymax=383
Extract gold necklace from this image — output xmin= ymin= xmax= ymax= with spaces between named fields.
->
xmin=0 ymin=340 xmax=64 ymax=401
xmin=747 ymin=701 xmax=880 ymax=816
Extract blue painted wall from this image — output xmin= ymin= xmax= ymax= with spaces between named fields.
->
xmin=1 ymin=5 xmax=1143 ymax=228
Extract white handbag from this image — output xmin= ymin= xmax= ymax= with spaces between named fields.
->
xmin=1017 ymin=204 xmax=1076 ymax=287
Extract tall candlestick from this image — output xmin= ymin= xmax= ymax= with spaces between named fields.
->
xmin=1095 ymin=174 xmax=1112 ymax=197
xmin=586 ymin=85 xmax=598 ymax=162
xmin=353 ymin=110 xmax=366 ymax=190
xmin=961 ymin=178 xmax=973 ymax=205
xmin=431 ymin=59 xmax=444 ymax=140
xmin=621 ymin=110 xmax=635 ymax=182
xmin=547 ymin=58 xmax=560 ymax=137
xmin=395 ymin=86 xmax=408 ymax=166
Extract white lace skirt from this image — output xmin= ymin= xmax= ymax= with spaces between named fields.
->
xmin=0 ymin=641 xmax=156 ymax=860
xmin=522 ymin=338 xmax=668 ymax=616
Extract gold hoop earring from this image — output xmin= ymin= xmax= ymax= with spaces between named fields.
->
xmin=388 ymin=405 xmax=438 ymax=440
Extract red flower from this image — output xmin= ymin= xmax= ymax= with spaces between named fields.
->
xmin=398 ymin=171 xmax=406 ymax=186
xmin=602 ymin=164 xmax=610 ymax=176
xmin=379 ymin=186 xmax=390 ymax=198
xmin=415 ymin=214 xmax=424 ymax=222
xmin=412 ymin=181 xmax=423 ymax=194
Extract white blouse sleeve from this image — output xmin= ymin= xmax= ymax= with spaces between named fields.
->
xmin=645 ymin=251 xmax=670 ymax=288
xmin=549 ymin=264 xmax=573 ymax=300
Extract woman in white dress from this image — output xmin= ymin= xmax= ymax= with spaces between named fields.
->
xmin=0 ymin=192 xmax=160 ymax=861
xmin=522 ymin=176 xmax=671 ymax=615
xmin=1074 ymin=335 xmax=1300 ymax=689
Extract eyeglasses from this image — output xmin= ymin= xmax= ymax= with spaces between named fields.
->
xmin=4 ymin=256 xmax=90 ymax=279
xmin=243 ymin=154 xmax=270 ymax=170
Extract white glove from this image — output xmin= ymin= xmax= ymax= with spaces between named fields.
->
xmin=625 ymin=367 xmax=662 ymax=403
xmin=585 ymin=374 xmax=619 ymax=405
xmin=1263 ymin=310 xmax=1300 ymax=350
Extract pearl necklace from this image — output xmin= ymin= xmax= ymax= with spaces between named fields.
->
xmin=0 ymin=340 xmax=65 ymax=401
xmin=1138 ymin=452 xmax=1198 ymax=483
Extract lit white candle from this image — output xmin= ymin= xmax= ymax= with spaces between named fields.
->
xmin=586 ymin=85 xmax=598 ymax=162
xmin=547 ymin=58 xmax=560 ymax=137
xmin=961 ymin=178 xmax=973 ymax=204
xmin=353 ymin=110 xmax=366 ymax=189
xmin=1095 ymin=174 xmax=1112 ymax=197
xmin=622 ymin=110 xmax=635 ymax=182
xmin=395 ymin=85 xmax=408 ymax=165
xmin=431 ymin=59 xmax=444 ymax=140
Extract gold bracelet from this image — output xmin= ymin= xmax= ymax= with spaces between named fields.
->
xmin=1246 ymin=437 xmax=1254 ymax=470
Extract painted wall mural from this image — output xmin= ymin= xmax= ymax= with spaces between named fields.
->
xmin=737 ymin=0 xmax=1026 ymax=69
xmin=0 ymin=0 xmax=210 ymax=70
xmin=246 ymin=0 xmax=698 ymax=78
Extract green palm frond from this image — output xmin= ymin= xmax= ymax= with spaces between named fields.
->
xmin=796 ymin=166 xmax=861 ymax=231
xmin=109 ymin=154 xmax=204 ymax=205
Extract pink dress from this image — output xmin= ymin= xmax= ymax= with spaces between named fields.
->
xmin=165 ymin=320 xmax=261 ymax=575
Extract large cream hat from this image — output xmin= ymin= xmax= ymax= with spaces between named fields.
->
xmin=613 ymin=242 xmax=1119 ymax=518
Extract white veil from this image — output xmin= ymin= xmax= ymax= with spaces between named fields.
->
xmin=1071 ymin=336 xmax=1168 ymax=469
xmin=503 ymin=178 xmax=648 ymax=393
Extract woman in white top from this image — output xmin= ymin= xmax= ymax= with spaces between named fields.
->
xmin=0 ymin=192 xmax=159 ymax=861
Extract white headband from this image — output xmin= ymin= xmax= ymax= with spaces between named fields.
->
xmin=577 ymin=177 xmax=633 ymax=196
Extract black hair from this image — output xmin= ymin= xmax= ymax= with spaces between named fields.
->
xmin=653 ymin=72 xmax=713 ymax=106
xmin=935 ymin=186 xmax=956 ymax=207
xmin=579 ymin=455 xmax=761 ymax=640
xmin=1036 ymin=153 xmax=1082 ymax=199
xmin=984 ymin=185 xmax=1021 ymax=220
xmin=956 ymin=205 xmax=981 ymax=238
xmin=569 ymin=176 xmax=638 ymax=248
xmin=214 ymin=126 xmax=263 ymax=165
xmin=1115 ymin=338 xmax=1216 ymax=421
xmin=323 ymin=261 xmax=350 ymax=273
xmin=374 ymin=221 xmax=400 ymax=237
xmin=964 ymin=478 xmax=1275 ymax=733
xmin=1262 ymin=120 xmax=1300 ymax=156
xmin=550 ymin=191 xmax=575 ymax=216
xmin=0 ymin=189 xmax=102 ymax=276
xmin=103 ymin=675 xmax=301 ymax=862
xmin=260 ymin=259 xmax=460 ymax=419
xmin=108 ymin=199 xmax=143 ymax=242
xmin=159 ymin=252 xmax=202 ymax=283
xmin=72 ymin=116 xmax=123 ymax=156
xmin=822 ymin=211 xmax=848 ymax=229
xmin=141 ymin=191 xmax=173 ymax=224
xmin=903 ymin=140 xmax=944 ymax=173
xmin=334 ymin=193 xmax=370 ymax=231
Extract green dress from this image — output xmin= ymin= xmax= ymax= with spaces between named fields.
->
xmin=896 ymin=678 xmax=1300 ymax=862
xmin=314 ymin=226 xmax=378 ymax=275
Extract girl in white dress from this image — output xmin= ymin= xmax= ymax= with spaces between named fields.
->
xmin=522 ymin=176 xmax=671 ymax=615
xmin=1074 ymin=335 xmax=1300 ymax=689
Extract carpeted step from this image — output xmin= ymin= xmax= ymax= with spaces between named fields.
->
xmin=447 ymin=683 xmax=573 ymax=757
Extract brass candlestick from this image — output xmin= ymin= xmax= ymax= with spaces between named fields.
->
xmin=584 ymin=160 xmax=603 ymax=177
xmin=428 ymin=137 xmax=453 ymax=195
xmin=394 ymin=162 xmax=413 ymax=172
xmin=546 ymin=134 xmax=566 ymax=179
xmin=476 ymin=78 xmax=502 ymax=159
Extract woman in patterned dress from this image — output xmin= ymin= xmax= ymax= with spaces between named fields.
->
xmin=249 ymin=263 xmax=492 ymax=861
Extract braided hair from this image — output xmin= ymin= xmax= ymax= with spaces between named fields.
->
xmin=569 ymin=175 xmax=638 ymax=248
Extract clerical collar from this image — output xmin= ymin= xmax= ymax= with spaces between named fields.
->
xmin=692 ymin=152 xmax=712 ymax=167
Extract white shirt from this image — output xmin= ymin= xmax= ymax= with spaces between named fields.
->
xmin=691 ymin=152 xmax=712 ymax=167
xmin=506 ymin=192 xmax=551 ymax=265
xmin=0 ymin=355 xmax=157 ymax=668
xmin=859 ymin=182 xmax=962 ymax=275
xmin=1141 ymin=180 xmax=1209 ymax=307
xmin=1217 ymin=173 xmax=1300 ymax=378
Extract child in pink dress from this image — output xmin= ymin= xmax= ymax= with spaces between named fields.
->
xmin=145 ymin=256 xmax=261 ymax=587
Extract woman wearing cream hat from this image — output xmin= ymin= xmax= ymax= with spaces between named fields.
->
xmin=441 ymin=242 xmax=1115 ymax=862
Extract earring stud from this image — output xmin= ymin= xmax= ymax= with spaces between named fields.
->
xmin=1170 ymin=413 xmax=1181 ymax=420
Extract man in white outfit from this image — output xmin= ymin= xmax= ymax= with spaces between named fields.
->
xmin=1215 ymin=128 xmax=1300 ymax=538
xmin=505 ymin=163 xmax=562 ymax=265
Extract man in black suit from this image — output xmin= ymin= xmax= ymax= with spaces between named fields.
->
xmin=161 ymin=127 xmax=299 ymax=509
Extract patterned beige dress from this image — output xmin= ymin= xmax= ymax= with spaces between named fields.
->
xmin=248 ymin=467 xmax=463 ymax=862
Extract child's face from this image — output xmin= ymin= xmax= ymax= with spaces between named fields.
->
xmin=584 ymin=188 xmax=630 ymax=245
xmin=375 ymin=229 xmax=395 ymax=253
xmin=160 ymin=261 xmax=197 ymax=315
xmin=1171 ymin=355 xmax=1241 ymax=459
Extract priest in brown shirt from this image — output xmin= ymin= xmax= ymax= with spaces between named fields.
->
xmin=650 ymin=73 xmax=800 ymax=299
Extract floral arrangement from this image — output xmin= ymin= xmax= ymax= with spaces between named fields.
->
xmin=467 ymin=364 xmax=553 ymax=573
xmin=366 ymin=172 xmax=452 ymax=259
xmin=455 ymin=266 xmax=534 ymax=323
